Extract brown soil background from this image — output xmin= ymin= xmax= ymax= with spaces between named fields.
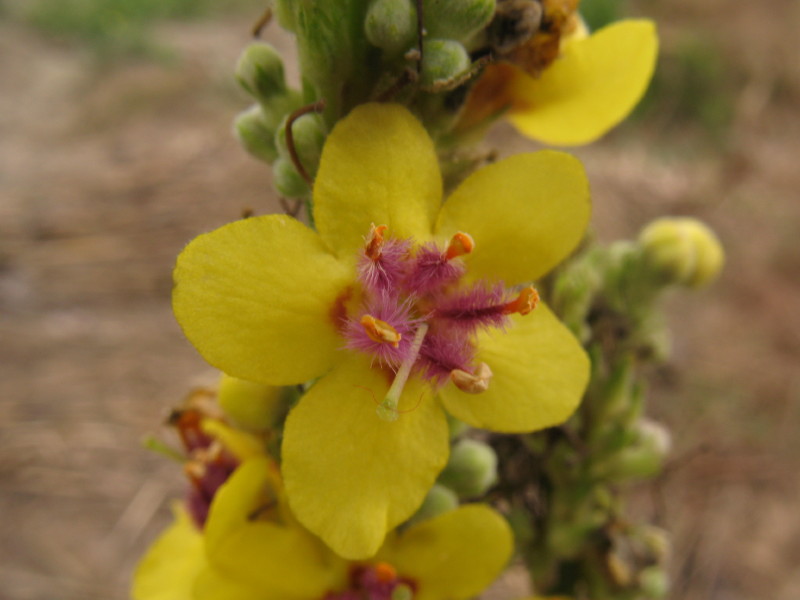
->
xmin=2 ymin=1 xmax=799 ymax=598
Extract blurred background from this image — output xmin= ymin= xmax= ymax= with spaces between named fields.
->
xmin=1 ymin=0 xmax=798 ymax=598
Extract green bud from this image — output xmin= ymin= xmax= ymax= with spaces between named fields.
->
xmin=274 ymin=113 xmax=327 ymax=178
xmin=424 ymin=0 xmax=496 ymax=41
xmin=365 ymin=0 xmax=418 ymax=56
xmin=234 ymin=105 xmax=278 ymax=163
xmin=273 ymin=158 xmax=311 ymax=198
xmin=437 ymin=438 xmax=497 ymax=498
xmin=596 ymin=418 xmax=671 ymax=482
xmin=408 ymin=483 xmax=459 ymax=524
xmin=235 ymin=42 xmax=288 ymax=104
xmin=638 ymin=566 xmax=669 ymax=598
xmin=217 ymin=374 xmax=284 ymax=431
xmin=639 ymin=217 xmax=724 ymax=288
xmin=391 ymin=584 xmax=414 ymax=600
xmin=683 ymin=219 xmax=725 ymax=287
xmin=420 ymin=39 xmax=470 ymax=88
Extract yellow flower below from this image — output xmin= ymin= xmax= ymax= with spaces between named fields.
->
xmin=133 ymin=458 xmax=514 ymax=600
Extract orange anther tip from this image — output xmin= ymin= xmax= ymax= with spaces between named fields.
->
xmin=503 ymin=286 xmax=540 ymax=316
xmin=374 ymin=562 xmax=397 ymax=583
xmin=365 ymin=224 xmax=389 ymax=259
xmin=360 ymin=314 xmax=402 ymax=347
xmin=450 ymin=362 xmax=493 ymax=394
xmin=445 ymin=231 xmax=475 ymax=260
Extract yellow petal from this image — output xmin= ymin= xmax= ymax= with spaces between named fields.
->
xmin=313 ymin=103 xmax=441 ymax=260
xmin=439 ymin=305 xmax=589 ymax=432
xmin=205 ymin=458 xmax=346 ymax=597
xmin=436 ymin=151 xmax=590 ymax=284
xmin=508 ymin=20 xmax=658 ymax=145
xmin=217 ymin=374 xmax=284 ymax=432
xmin=193 ymin=567 xmax=267 ymax=600
xmin=282 ymin=354 xmax=449 ymax=559
xmin=173 ymin=214 xmax=351 ymax=385
xmin=379 ymin=504 xmax=513 ymax=600
xmin=132 ymin=504 xmax=204 ymax=600
xmin=200 ymin=419 xmax=264 ymax=461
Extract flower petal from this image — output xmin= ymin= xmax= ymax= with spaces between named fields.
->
xmin=379 ymin=504 xmax=513 ymax=600
xmin=436 ymin=151 xmax=590 ymax=284
xmin=205 ymin=458 xmax=346 ymax=597
xmin=282 ymin=354 xmax=449 ymax=559
xmin=439 ymin=304 xmax=589 ymax=432
xmin=313 ymin=103 xmax=442 ymax=260
xmin=132 ymin=504 xmax=204 ymax=600
xmin=173 ymin=214 xmax=351 ymax=385
xmin=508 ymin=20 xmax=658 ymax=145
xmin=193 ymin=567 xmax=268 ymax=600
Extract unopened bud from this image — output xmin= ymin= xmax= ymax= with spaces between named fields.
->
xmin=217 ymin=374 xmax=284 ymax=432
xmin=273 ymin=158 xmax=310 ymax=198
xmin=235 ymin=42 xmax=288 ymax=104
xmin=234 ymin=105 xmax=278 ymax=163
xmin=638 ymin=565 xmax=669 ymax=598
xmin=437 ymin=438 xmax=497 ymax=498
xmin=420 ymin=39 xmax=470 ymax=88
xmin=597 ymin=418 xmax=671 ymax=482
xmin=365 ymin=0 xmax=418 ymax=56
xmin=275 ymin=113 xmax=326 ymax=178
xmin=424 ymin=0 xmax=496 ymax=41
xmin=408 ymin=483 xmax=459 ymax=524
xmin=639 ymin=217 xmax=724 ymax=288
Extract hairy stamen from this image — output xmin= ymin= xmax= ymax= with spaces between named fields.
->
xmin=365 ymin=223 xmax=389 ymax=260
xmin=374 ymin=562 xmax=398 ymax=583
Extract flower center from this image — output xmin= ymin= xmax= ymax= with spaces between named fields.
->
xmin=342 ymin=225 xmax=537 ymax=420
xmin=322 ymin=562 xmax=416 ymax=600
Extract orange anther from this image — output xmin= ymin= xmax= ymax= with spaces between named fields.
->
xmin=374 ymin=562 xmax=398 ymax=583
xmin=502 ymin=286 xmax=539 ymax=316
xmin=365 ymin=224 xmax=389 ymax=260
xmin=444 ymin=231 xmax=475 ymax=260
xmin=450 ymin=362 xmax=493 ymax=394
xmin=360 ymin=314 xmax=402 ymax=347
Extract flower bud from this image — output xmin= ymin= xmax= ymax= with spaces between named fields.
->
xmin=447 ymin=414 xmax=470 ymax=439
xmin=273 ymin=158 xmax=311 ymax=198
xmin=235 ymin=42 xmax=288 ymax=104
xmin=638 ymin=565 xmax=669 ymax=598
xmin=233 ymin=105 xmax=278 ymax=163
xmin=437 ymin=438 xmax=497 ymax=498
xmin=408 ymin=483 xmax=459 ymax=524
xmin=683 ymin=219 xmax=725 ymax=287
xmin=365 ymin=0 xmax=418 ymax=56
xmin=420 ymin=39 xmax=471 ymax=88
xmin=639 ymin=217 xmax=724 ymax=288
xmin=217 ymin=374 xmax=284 ymax=432
xmin=596 ymin=418 xmax=671 ymax=482
xmin=424 ymin=0 xmax=496 ymax=41
xmin=274 ymin=113 xmax=327 ymax=178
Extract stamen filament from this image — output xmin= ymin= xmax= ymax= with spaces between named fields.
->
xmin=377 ymin=322 xmax=429 ymax=422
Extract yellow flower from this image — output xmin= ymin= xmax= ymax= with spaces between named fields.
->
xmin=134 ymin=457 xmax=514 ymax=600
xmin=173 ymin=103 xmax=590 ymax=558
xmin=458 ymin=20 xmax=659 ymax=145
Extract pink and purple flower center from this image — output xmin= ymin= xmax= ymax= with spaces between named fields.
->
xmin=323 ymin=563 xmax=415 ymax=600
xmin=342 ymin=224 xmax=538 ymax=397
